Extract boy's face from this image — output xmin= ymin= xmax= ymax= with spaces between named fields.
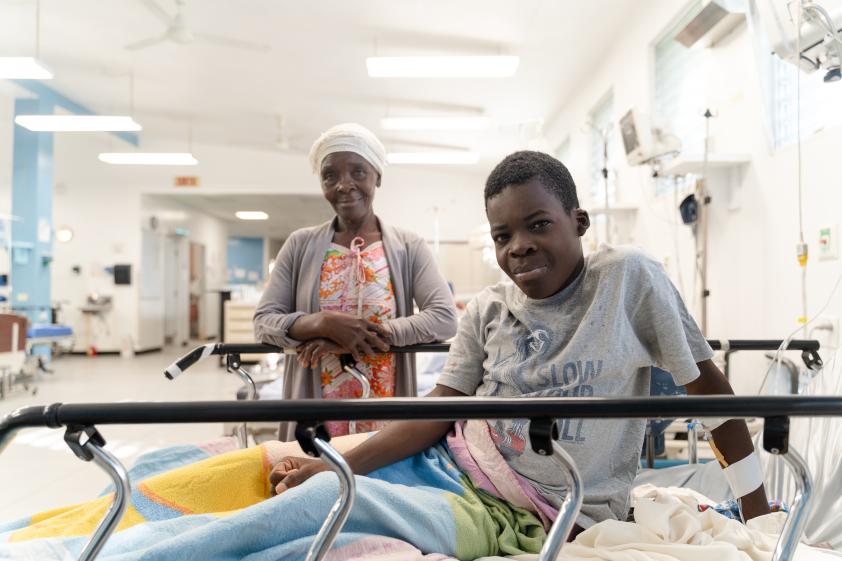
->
xmin=486 ymin=178 xmax=589 ymax=299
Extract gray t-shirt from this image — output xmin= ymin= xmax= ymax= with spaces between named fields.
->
xmin=437 ymin=245 xmax=713 ymax=527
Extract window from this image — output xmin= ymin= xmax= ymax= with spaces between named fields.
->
xmin=770 ymin=54 xmax=842 ymax=148
xmin=589 ymin=91 xmax=616 ymax=207
xmin=653 ymin=1 xmax=705 ymax=195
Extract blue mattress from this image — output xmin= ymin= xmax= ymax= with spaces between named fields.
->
xmin=28 ymin=323 xmax=73 ymax=339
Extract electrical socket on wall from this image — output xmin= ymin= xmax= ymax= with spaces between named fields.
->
xmin=818 ymin=224 xmax=839 ymax=261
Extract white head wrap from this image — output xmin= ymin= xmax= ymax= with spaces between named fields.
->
xmin=308 ymin=123 xmax=387 ymax=176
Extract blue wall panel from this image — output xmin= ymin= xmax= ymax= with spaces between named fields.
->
xmin=226 ymin=237 xmax=264 ymax=285
xmin=12 ymin=98 xmax=54 ymax=324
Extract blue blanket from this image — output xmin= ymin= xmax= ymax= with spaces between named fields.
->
xmin=0 ymin=441 xmax=544 ymax=560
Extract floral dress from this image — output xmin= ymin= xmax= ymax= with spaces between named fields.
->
xmin=318 ymin=237 xmax=396 ymax=436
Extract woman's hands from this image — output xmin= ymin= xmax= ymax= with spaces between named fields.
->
xmin=269 ymin=456 xmax=329 ymax=495
xmin=319 ymin=311 xmax=391 ymax=359
xmin=296 ymin=338 xmax=346 ymax=367
xmin=290 ymin=311 xmax=391 ymax=364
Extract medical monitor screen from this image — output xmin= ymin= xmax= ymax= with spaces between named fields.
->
xmin=619 ymin=110 xmax=640 ymax=156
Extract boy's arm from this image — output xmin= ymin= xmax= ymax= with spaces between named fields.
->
xmin=270 ymin=384 xmax=466 ymax=494
xmin=684 ymin=359 xmax=771 ymax=520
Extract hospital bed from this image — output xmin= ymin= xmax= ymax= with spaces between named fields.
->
xmin=1 ymin=390 xmax=839 ymax=561
xmin=26 ymin=322 xmax=74 ymax=351
xmin=26 ymin=322 xmax=74 ymax=375
xmin=0 ymin=314 xmax=28 ymax=398
xmin=0 ymin=312 xmax=74 ymax=398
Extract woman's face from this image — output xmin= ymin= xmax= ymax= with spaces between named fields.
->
xmin=320 ymin=152 xmax=380 ymax=224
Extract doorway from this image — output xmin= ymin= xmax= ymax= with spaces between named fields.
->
xmin=189 ymin=242 xmax=206 ymax=340
xmin=163 ymin=235 xmax=189 ymax=347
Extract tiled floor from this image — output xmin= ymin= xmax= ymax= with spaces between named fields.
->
xmin=0 ymin=347 xmax=244 ymax=522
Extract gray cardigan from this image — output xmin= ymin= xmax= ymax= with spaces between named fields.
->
xmin=253 ymin=217 xmax=458 ymax=440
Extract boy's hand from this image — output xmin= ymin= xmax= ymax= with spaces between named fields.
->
xmin=269 ymin=456 xmax=328 ymax=495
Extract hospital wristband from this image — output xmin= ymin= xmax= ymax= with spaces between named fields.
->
xmin=722 ymin=451 xmax=764 ymax=499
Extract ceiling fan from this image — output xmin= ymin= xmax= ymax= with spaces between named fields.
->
xmin=125 ymin=0 xmax=271 ymax=52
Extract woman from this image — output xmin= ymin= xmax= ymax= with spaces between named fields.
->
xmin=253 ymin=123 xmax=458 ymax=440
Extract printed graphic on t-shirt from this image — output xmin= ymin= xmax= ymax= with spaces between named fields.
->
xmin=487 ymin=325 xmax=605 ymax=457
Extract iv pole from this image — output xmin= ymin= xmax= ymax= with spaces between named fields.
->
xmin=697 ymin=108 xmax=714 ymax=336
xmin=590 ymin=123 xmax=613 ymax=245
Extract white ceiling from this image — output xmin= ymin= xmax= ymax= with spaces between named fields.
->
xmin=159 ymin=193 xmax=334 ymax=239
xmin=1 ymin=0 xmax=640 ymax=161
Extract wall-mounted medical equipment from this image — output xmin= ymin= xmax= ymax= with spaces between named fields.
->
xmin=675 ymin=0 xmax=749 ymax=48
xmin=758 ymin=0 xmax=842 ymax=82
xmin=618 ymin=109 xmax=682 ymax=167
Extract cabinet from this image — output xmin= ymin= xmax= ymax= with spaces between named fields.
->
xmin=223 ymin=301 xmax=263 ymax=362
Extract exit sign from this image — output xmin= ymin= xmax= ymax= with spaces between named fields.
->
xmin=174 ymin=176 xmax=200 ymax=187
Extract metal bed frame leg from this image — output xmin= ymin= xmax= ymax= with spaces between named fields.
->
xmin=64 ymin=425 xmax=131 ymax=561
xmin=227 ymin=353 xmax=257 ymax=448
xmin=687 ymin=419 xmax=699 ymax=464
xmin=342 ymin=359 xmax=371 ymax=435
xmin=529 ymin=419 xmax=584 ymax=560
xmin=764 ymin=416 xmax=814 ymax=561
xmin=296 ymin=423 xmax=356 ymax=561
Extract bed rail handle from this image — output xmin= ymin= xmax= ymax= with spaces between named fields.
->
xmin=230 ymin=357 xmax=259 ymax=448
xmin=340 ymin=356 xmax=372 ymax=435
xmin=764 ymin=416 xmax=814 ymax=561
xmin=64 ymin=426 xmax=131 ymax=561
xmin=530 ymin=418 xmax=584 ymax=559
xmin=772 ymin=447 xmax=813 ymax=561
xmin=163 ymin=343 xmax=220 ymax=379
xmin=296 ymin=423 xmax=356 ymax=561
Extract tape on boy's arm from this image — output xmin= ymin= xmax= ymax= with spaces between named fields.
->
xmin=722 ymin=452 xmax=764 ymax=498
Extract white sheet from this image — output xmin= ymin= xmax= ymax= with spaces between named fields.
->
xmin=473 ymin=485 xmax=841 ymax=560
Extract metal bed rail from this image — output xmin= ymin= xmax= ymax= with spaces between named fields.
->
xmin=162 ymin=340 xmax=823 ymax=380
xmin=164 ymin=340 xmax=824 ymax=461
xmin=2 ymin=395 xmax=840 ymax=561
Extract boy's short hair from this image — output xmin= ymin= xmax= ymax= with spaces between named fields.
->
xmin=484 ymin=150 xmax=580 ymax=212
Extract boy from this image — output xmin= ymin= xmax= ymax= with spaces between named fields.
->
xmin=271 ymin=151 xmax=770 ymax=532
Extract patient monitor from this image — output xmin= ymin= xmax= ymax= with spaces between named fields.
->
xmin=618 ymin=109 xmax=681 ymax=167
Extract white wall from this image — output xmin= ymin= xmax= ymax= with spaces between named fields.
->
xmin=544 ymin=0 xmax=842 ymax=392
xmin=47 ymin=130 xmax=490 ymax=350
xmin=51 ymin=133 xmax=233 ymax=352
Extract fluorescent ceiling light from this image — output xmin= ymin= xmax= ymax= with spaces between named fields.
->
xmin=387 ymin=152 xmax=480 ymax=165
xmin=366 ymin=56 xmax=519 ymax=78
xmin=0 ymin=57 xmax=53 ymax=79
xmin=15 ymin=115 xmax=142 ymax=132
xmin=235 ymin=211 xmax=269 ymax=221
xmin=381 ymin=116 xmax=490 ymax=131
xmin=98 ymin=153 xmax=198 ymax=166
